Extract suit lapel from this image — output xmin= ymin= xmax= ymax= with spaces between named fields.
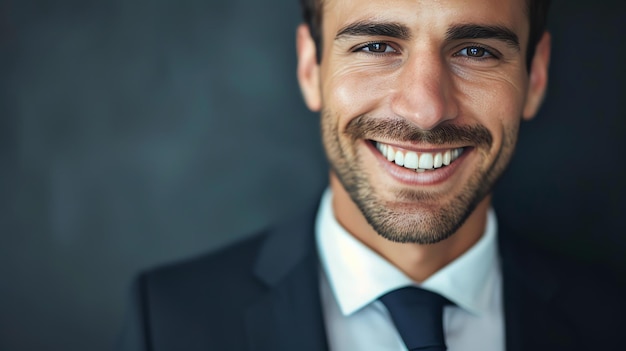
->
xmin=499 ymin=226 xmax=580 ymax=351
xmin=245 ymin=206 xmax=329 ymax=351
xmin=245 ymin=207 xmax=587 ymax=351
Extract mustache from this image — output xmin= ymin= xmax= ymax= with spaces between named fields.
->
xmin=344 ymin=115 xmax=493 ymax=147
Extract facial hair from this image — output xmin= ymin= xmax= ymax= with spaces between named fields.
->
xmin=322 ymin=112 xmax=518 ymax=244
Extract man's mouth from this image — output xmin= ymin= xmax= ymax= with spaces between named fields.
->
xmin=374 ymin=141 xmax=465 ymax=173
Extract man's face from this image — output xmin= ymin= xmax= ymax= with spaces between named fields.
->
xmin=297 ymin=0 xmax=549 ymax=244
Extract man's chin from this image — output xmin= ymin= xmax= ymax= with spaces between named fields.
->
xmin=357 ymin=198 xmax=468 ymax=244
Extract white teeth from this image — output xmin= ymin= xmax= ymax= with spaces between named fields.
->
xmin=443 ymin=150 xmax=451 ymax=166
xmin=418 ymin=153 xmax=433 ymax=169
xmin=394 ymin=151 xmax=404 ymax=166
xmin=386 ymin=146 xmax=395 ymax=161
xmin=377 ymin=142 xmax=387 ymax=156
xmin=375 ymin=142 xmax=463 ymax=173
xmin=404 ymin=152 xmax=418 ymax=169
xmin=434 ymin=153 xmax=443 ymax=168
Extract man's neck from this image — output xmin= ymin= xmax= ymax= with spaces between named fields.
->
xmin=330 ymin=176 xmax=490 ymax=283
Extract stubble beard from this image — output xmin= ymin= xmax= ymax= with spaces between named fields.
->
xmin=322 ymin=110 xmax=519 ymax=245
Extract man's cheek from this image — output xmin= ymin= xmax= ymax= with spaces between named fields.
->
xmin=327 ymin=73 xmax=391 ymax=121
xmin=457 ymin=79 xmax=524 ymax=121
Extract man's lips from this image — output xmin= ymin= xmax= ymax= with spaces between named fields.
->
xmin=372 ymin=140 xmax=465 ymax=173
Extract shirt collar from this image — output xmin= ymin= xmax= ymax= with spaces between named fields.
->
xmin=316 ymin=188 xmax=498 ymax=317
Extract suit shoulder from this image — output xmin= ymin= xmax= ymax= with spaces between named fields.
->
xmin=500 ymin=230 xmax=625 ymax=349
xmin=505 ymin=232 xmax=624 ymax=293
xmin=121 ymin=231 xmax=276 ymax=350
xmin=503 ymin=231 xmax=625 ymax=340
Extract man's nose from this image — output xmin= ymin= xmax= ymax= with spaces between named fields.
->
xmin=390 ymin=53 xmax=458 ymax=131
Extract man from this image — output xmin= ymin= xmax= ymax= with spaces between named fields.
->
xmin=118 ymin=0 xmax=624 ymax=350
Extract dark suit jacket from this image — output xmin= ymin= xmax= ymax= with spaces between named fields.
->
xmin=117 ymin=202 xmax=625 ymax=351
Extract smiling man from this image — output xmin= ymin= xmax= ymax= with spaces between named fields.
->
xmin=297 ymin=0 xmax=548 ymax=283
xmin=118 ymin=0 xmax=624 ymax=350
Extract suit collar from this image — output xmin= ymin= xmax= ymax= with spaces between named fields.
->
xmin=246 ymin=202 xmax=329 ymax=351
xmin=498 ymin=224 xmax=560 ymax=301
xmin=498 ymin=224 xmax=578 ymax=351
xmin=252 ymin=203 xmax=319 ymax=286
xmin=247 ymin=200 xmax=574 ymax=351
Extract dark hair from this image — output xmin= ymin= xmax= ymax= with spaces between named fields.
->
xmin=299 ymin=0 xmax=551 ymax=69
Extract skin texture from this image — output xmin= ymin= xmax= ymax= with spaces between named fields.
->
xmin=297 ymin=0 xmax=551 ymax=281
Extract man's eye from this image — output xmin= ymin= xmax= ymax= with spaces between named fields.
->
xmin=359 ymin=43 xmax=396 ymax=54
xmin=457 ymin=46 xmax=494 ymax=58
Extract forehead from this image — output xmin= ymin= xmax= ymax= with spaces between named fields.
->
xmin=322 ymin=0 xmax=529 ymax=42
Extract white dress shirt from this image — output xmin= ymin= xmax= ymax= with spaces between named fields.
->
xmin=316 ymin=189 xmax=505 ymax=351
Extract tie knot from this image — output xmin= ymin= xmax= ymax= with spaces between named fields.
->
xmin=379 ymin=287 xmax=451 ymax=351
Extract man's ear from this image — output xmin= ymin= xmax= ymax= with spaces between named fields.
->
xmin=522 ymin=32 xmax=551 ymax=120
xmin=296 ymin=24 xmax=322 ymax=112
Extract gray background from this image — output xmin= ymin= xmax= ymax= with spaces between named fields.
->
xmin=1 ymin=0 xmax=624 ymax=350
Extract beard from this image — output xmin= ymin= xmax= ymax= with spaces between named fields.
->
xmin=322 ymin=111 xmax=519 ymax=244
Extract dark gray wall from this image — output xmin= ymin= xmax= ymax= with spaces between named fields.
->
xmin=1 ymin=0 xmax=624 ymax=350
xmin=1 ymin=0 xmax=327 ymax=350
xmin=495 ymin=1 xmax=626 ymax=269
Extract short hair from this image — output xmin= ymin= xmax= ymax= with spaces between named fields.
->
xmin=299 ymin=0 xmax=551 ymax=69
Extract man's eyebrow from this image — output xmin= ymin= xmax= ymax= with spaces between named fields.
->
xmin=446 ymin=24 xmax=520 ymax=50
xmin=335 ymin=20 xmax=412 ymax=41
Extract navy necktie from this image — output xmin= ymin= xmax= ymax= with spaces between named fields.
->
xmin=379 ymin=287 xmax=451 ymax=351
